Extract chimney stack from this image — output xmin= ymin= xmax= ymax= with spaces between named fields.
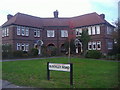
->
xmin=53 ymin=10 xmax=58 ymax=18
xmin=7 ymin=14 xmax=13 ymax=20
xmin=100 ymin=14 xmax=105 ymax=19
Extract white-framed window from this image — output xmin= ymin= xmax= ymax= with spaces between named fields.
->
xmin=6 ymin=28 xmax=9 ymax=36
xmin=61 ymin=30 xmax=68 ymax=37
xmin=76 ymin=29 xmax=79 ymax=35
xmin=47 ymin=30 xmax=55 ymax=37
xmin=25 ymin=27 xmax=29 ymax=36
xmin=4 ymin=28 xmax=7 ymax=37
xmin=97 ymin=41 xmax=101 ymax=50
xmin=92 ymin=42 xmax=96 ymax=50
xmin=107 ymin=26 xmax=113 ymax=35
xmin=17 ymin=43 xmax=21 ymax=50
xmin=88 ymin=42 xmax=92 ymax=50
xmin=34 ymin=29 xmax=40 ymax=37
xmin=37 ymin=30 xmax=40 ymax=37
xmin=34 ymin=29 xmax=37 ymax=37
xmin=107 ymin=42 xmax=113 ymax=50
xmin=21 ymin=27 xmax=25 ymax=36
xmin=2 ymin=29 xmax=5 ymax=37
xmin=21 ymin=44 xmax=25 ymax=51
xmin=96 ymin=25 xmax=100 ymax=34
xmin=92 ymin=26 xmax=95 ymax=35
xmin=17 ymin=26 xmax=21 ymax=35
xmin=88 ymin=27 xmax=92 ymax=35
xmin=25 ymin=44 xmax=29 ymax=51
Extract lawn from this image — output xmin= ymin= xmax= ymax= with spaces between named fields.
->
xmin=2 ymin=57 xmax=119 ymax=88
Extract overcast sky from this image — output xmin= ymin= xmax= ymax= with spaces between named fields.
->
xmin=0 ymin=0 xmax=119 ymax=26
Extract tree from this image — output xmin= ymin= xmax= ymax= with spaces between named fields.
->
xmin=112 ymin=20 xmax=120 ymax=54
xmin=64 ymin=39 xmax=76 ymax=54
xmin=78 ymin=28 xmax=91 ymax=56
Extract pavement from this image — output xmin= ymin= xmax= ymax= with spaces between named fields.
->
xmin=0 ymin=79 xmax=30 ymax=89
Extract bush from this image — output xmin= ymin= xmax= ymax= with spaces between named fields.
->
xmin=13 ymin=51 xmax=24 ymax=57
xmin=85 ymin=50 xmax=102 ymax=59
xmin=30 ymin=48 xmax=38 ymax=56
xmin=116 ymin=54 xmax=120 ymax=61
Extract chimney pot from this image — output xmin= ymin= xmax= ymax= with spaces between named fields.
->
xmin=100 ymin=14 xmax=105 ymax=19
xmin=53 ymin=10 xmax=58 ymax=18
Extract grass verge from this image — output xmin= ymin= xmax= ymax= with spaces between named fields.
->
xmin=2 ymin=57 xmax=119 ymax=88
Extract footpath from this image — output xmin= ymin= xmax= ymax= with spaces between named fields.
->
xmin=0 ymin=79 xmax=29 ymax=89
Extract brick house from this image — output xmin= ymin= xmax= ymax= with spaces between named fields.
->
xmin=1 ymin=11 xmax=114 ymax=55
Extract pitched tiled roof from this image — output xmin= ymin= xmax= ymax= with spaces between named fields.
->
xmin=71 ymin=12 xmax=105 ymax=27
xmin=41 ymin=18 xmax=70 ymax=26
xmin=2 ymin=13 xmax=43 ymax=28
xmin=2 ymin=12 xmax=110 ymax=28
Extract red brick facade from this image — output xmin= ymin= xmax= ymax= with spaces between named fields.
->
xmin=1 ymin=11 xmax=114 ymax=55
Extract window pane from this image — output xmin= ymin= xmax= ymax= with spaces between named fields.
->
xmin=17 ymin=43 xmax=21 ymax=50
xmin=47 ymin=30 xmax=55 ymax=37
xmin=61 ymin=30 xmax=68 ymax=37
xmin=92 ymin=42 xmax=96 ymax=50
xmin=88 ymin=27 xmax=91 ymax=35
xmin=108 ymin=42 xmax=113 ymax=49
xmin=4 ymin=28 xmax=6 ymax=36
xmin=6 ymin=28 xmax=9 ymax=36
xmin=2 ymin=29 xmax=5 ymax=37
xmin=92 ymin=26 xmax=95 ymax=35
xmin=26 ymin=44 xmax=29 ymax=51
xmin=21 ymin=27 xmax=25 ymax=36
xmin=96 ymin=26 xmax=100 ymax=34
xmin=34 ymin=30 xmax=37 ymax=37
xmin=88 ymin=42 xmax=92 ymax=50
xmin=37 ymin=30 xmax=40 ymax=37
xmin=97 ymin=41 xmax=101 ymax=50
xmin=17 ymin=26 xmax=21 ymax=35
xmin=26 ymin=27 xmax=29 ymax=36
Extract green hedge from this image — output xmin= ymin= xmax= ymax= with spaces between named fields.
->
xmin=85 ymin=50 xmax=102 ymax=59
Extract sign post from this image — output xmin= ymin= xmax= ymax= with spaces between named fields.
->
xmin=47 ymin=62 xmax=73 ymax=86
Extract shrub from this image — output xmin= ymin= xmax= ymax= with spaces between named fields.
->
xmin=13 ymin=51 xmax=24 ymax=57
xmin=116 ymin=54 xmax=120 ymax=61
xmin=85 ymin=50 xmax=102 ymax=59
xmin=30 ymin=48 xmax=38 ymax=56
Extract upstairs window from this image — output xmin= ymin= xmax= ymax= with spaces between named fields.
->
xmin=25 ymin=27 xmax=29 ymax=36
xmin=88 ymin=27 xmax=92 ymax=35
xmin=2 ymin=29 xmax=5 ymax=37
xmin=21 ymin=27 xmax=25 ymax=36
xmin=6 ymin=28 xmax=9 ymax=36
xmin=4 ymin=28 xmax=7 ymax=37
xmin=61 ymin=30 xmax=68 ymax=37
xmin=47 ymin=30 xmax=55 ymax=37
xmin=92 ymin=26 xmax=95 ymax=35
xmin=96 ymin=25 xmax=100 ymax=34
xmin=34 ymin=29 xmax=40 ymax=37
xmin=17 ymin=26 xmax=21 ymax=35
xmin=107 ymin=26 xmax=113 ymax=35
